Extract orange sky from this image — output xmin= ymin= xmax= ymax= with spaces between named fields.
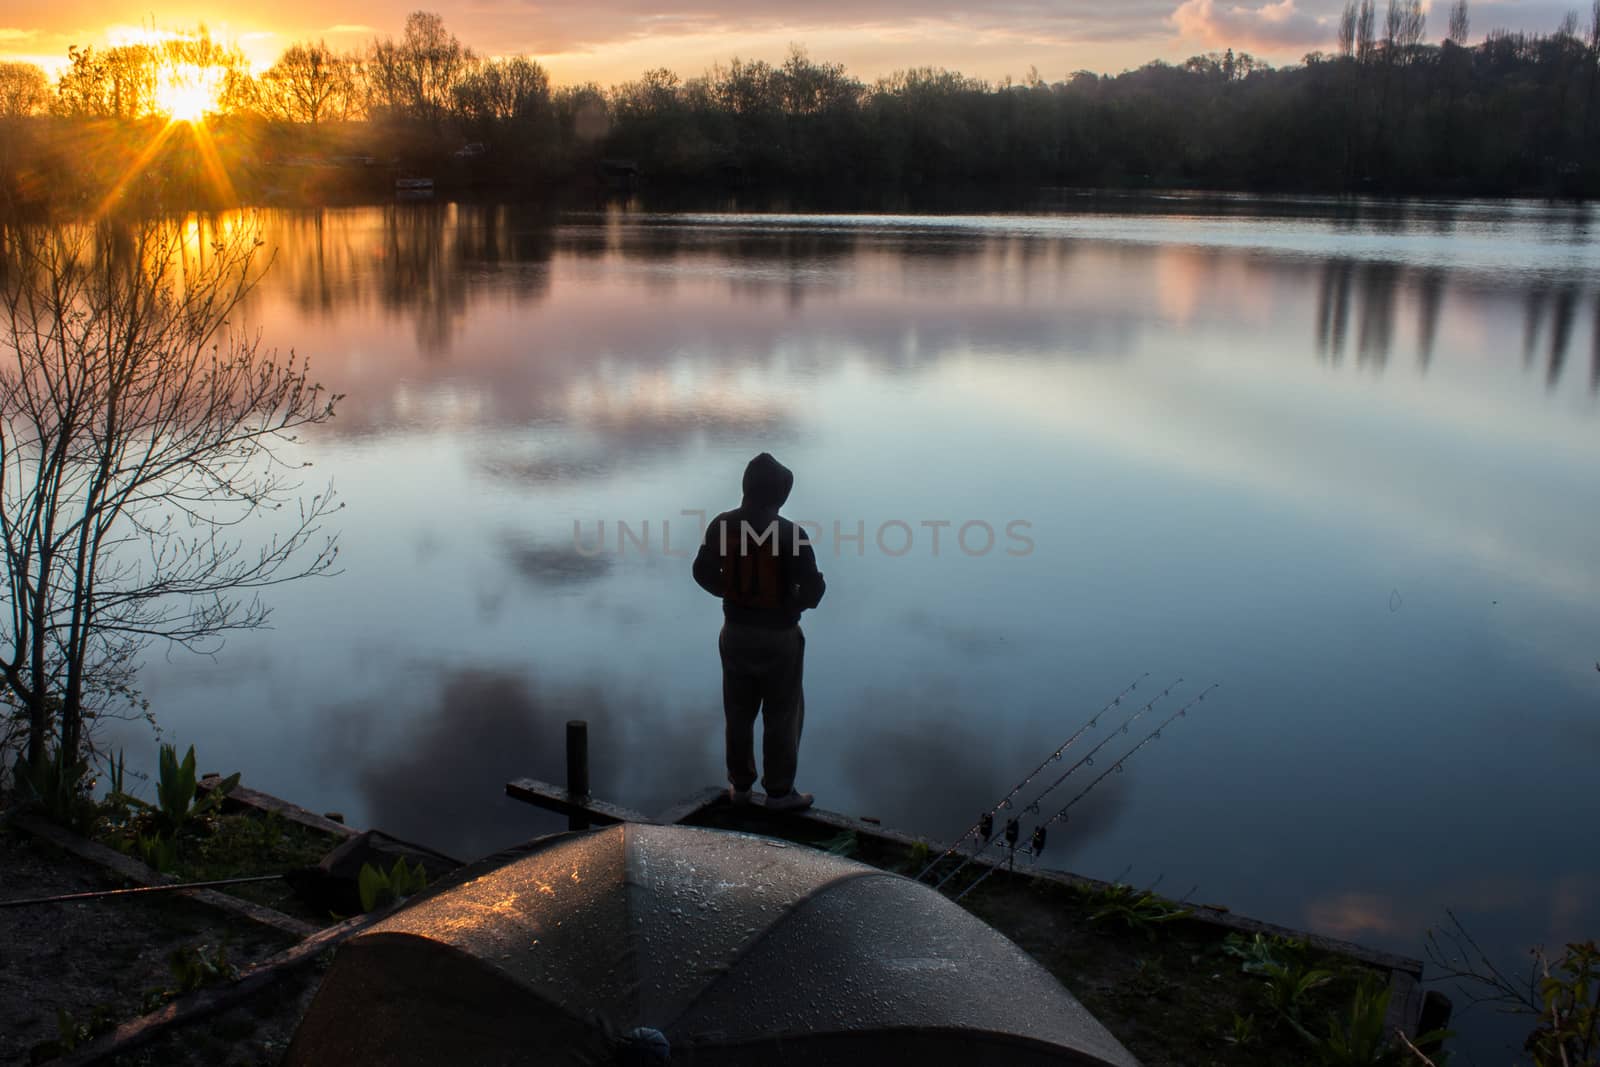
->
xmin=0 ymin=1 xmax=1580 ymax=86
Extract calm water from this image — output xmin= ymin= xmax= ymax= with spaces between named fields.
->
xmin=111 ymin=197 xmax=1598 ymax=1058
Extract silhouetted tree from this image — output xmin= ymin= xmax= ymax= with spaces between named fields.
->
xmin=0 ymin=63 xmax=49 ymax=118
xmin=0 ymin=217 xmax=339 ymax=770
xmin=259 ymin=41 xmax=363 ymax=124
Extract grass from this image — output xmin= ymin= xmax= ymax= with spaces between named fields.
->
xmin=92 ymin=801 xmax=339 ymax=923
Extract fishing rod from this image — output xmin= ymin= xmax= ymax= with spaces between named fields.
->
xmin=0 ymin=874 xmax=285 ymax=909
xmin=951 ymin=684 xmax=1219 ymax=904
xmin=931 ymin=678 xmax=1184 ymax=892
xmin=914 ymin=673 xmax=1149 ymax=885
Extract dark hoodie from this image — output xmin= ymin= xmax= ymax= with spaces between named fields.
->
xmin=693 ymin=453 xmax=826 ymax=628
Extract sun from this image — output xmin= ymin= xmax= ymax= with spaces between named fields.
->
xmin=157 ymin=82 xmax=210 ymax=122
xmin=154 ymin=63 xmax=224 ymax=123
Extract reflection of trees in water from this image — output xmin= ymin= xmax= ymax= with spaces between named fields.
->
xmin=1314 ymin=259 xmax=1355 ymax=364
xmin=1548 ymin=288 xmax=1578 ymax=387
xmin=1520 ymin=282 xmax=1585 ymax=389
xmin=1523 ymin=285 xmax=1549 ymax=367
xmin=1316 ymin=258 xmax=1599 ymax=389
xmin=1416 ymin=269 xmax=1444 ymax=371
xmin=1355 ymin=263 xmax=1398 ymax=369
xmin=233 ymin=205 xmax=1600 ymax=395
xmin=1593 ymin=296 xmax=1600 ymax=393
xmin=256 ymin=203 xmax=559 ymax=356
xmin=379 ymin=203 xmax=465 ymax=356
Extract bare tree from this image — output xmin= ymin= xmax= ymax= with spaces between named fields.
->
xmin=259 ymin=41 xmax=361 ymax=125
xmin=451 ymin=56 xmax=550 ymax=123
xmin=1448 ymin=0 xmax=1472 ymax=46
xmin=1385 ymin=0 xmax=1426 ymax=64
xmin=1340 ymin=2 xmax=1360 ymax=59
xmin=369 ymin=11 xmax=473 ymax=122
xmin=0 ymin=216 xmax=341 ymax=771
xmin=0 ymin=62 xmax=49 ymax=119
xmin=1358 ymin=0 xmax=1378 ymax=65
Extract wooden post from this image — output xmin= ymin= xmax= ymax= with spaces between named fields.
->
xmin=566 ymin=720 xmax=590 ymax=831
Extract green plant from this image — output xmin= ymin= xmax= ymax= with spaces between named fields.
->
xmin=1305 ymin=976 xmax=1455 ymax=1066
xmin=1087 ymin=882 xmax=1192 ymax=940
xmin=1312 ymin=977 xmax=1395 ymax=1064
xmin=1526 ymin=941 xmax=1600 ymax=1067
xmin=358 ymin=856 xmax=429 ymax=913
xmin=817 ymin=830 xmax=858 ymax=858
xmin=1222 ymin=931 xmax=1307 ymax=974
xmin=1225 ymin=1012 xmax=1260 ymax=1049
xmin=50 ymin=1004 xmax=116 ymax=1054
xmin=167 ymin=942 xmax=236 ymax=993
xmin=136 ymin=831 xmax=178 ymax=873
xmin=11 ymin=745 xmax=95 ymax=831
xmin=1261 ymin=958 xmax=1336 ymax=1025
xmin=154 ymin=743 xmax=238 ymax=837
xmin=106 ymin=748 xmax=128 ymax=798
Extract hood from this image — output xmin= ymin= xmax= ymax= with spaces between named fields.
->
xmin=741 ymin=452 xmax=794 ymax=512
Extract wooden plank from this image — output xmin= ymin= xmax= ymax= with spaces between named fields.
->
xmin=504 ymin=777 xmax=653 ymax=825
xmin=1384 ymin=969 xmax=1425 ymax=1042
xmin=653 ymin=787 xmax=726 ymax=826
xmin=46 ymin=912 xmax=380 ymax=1067
xmin=196 ymin=775 xmax=358 ymax=840
xmin=16 ymin=816 xmax=320 ymax=941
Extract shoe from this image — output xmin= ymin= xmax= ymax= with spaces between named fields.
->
xmin=728 ymin=786 xmax=754 ymax=806
xmin=764 ymin=790 xmax=814 ymax=813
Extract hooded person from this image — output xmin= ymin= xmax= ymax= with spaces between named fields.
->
xmin=693 ymin=453 xmax=826 ymax=811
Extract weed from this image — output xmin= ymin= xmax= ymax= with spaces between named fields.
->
xmin=358 ymin=856 xmax=429 ymax=912
xmin=817 ymin=830 xmax=858 ymax=858
xmin=1261 ymin=959 xmax=1336 ymax=1025
xmin=1526 ymin=940 xmax=1600 ymax=1067
xmin=154 ymin=743 xmax=238 ymax=837
xmin=168 ymin=942 xmax=237 ymax=993
xmin=136 ymin=831 xmax=178 ymax=873
xmin=1222 ymin=931 xmax=1307 ymax=974
xmin=1088 ymin=882 xmax=1192 ymax=940
xmin=1226 ymin=1012 xmax=1260 ymax=1049
xmin=11 ymin=746 xmax=95 ymax=831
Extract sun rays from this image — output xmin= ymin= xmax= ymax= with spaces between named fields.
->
xmin=91 ymin=113 xmax=237 ymax=218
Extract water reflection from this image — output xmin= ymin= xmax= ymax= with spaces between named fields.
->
xmin=100 ymin=199 xmax=1598 ymax=1067
xmin=228 ymin=203 xmax=1600 ymax=414
xmin=319 ymin=668 xmax=712 ymax=858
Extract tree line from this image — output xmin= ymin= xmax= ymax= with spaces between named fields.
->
xmin=5 ymin=1 xmax=1600 ymax=207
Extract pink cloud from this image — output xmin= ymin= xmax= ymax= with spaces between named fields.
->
xmin=1171 ymin=0 xmax=1332 ymax=51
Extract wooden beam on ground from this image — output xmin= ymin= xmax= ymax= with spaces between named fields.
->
xmin=504 ymin=777 xmax=653 ymax=826
xmin=653 ymin=787 xmax=726 ymax=826
xmin=694 ymin=796 xmax=1428 ymax=979
xmin=197 ymin=775 xmax=358 ymax=840
xmin=44 ymin=912 xmax=380 ymax=1067
xmin=16 ymin=816 xmax=319 ymax=940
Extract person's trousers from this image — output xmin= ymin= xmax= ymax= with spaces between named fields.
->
xmin=719 ymin=622 xmax=805 ymax=796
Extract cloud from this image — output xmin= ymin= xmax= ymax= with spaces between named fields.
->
xmin=1170 ymin=0 xmax=1332 ymax=51
xmin=454 ymin=0 xmax=1180 ymax=56
xmin=0 ymin=28 xmax=37 ymax=41
xmin=322 ymin=24 xmax=376 ymax=35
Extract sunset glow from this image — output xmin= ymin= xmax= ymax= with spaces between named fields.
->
xmin=155 ymin=64 xmax=221 ymax=122
xmin=0 ymin=2 xmax=1586 ymax=89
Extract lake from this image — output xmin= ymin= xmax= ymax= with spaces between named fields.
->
xmin=110 ymin=195 xmax=1598 ymax=1058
